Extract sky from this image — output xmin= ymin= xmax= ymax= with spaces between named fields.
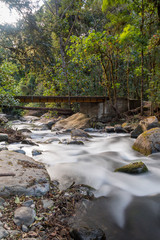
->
xmin=0 ymin=3 xmax=20 ymax=24
xmin=0 ymin=0 xmax=44 ymax=24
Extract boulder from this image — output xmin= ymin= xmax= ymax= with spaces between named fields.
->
xmin=0 ymin=134 xmax=8 ymax=142
xmin=21 ymin=139 xmax=38 ymax=146
xmin=131 ymin=116 xmax=160 ymax=138
xmin=70 ymin=227 xmax=106 ymax=240
xmin=114 ymin=162 xmax=148 ymax=174
xmin=140 ymin=116 xmax=159 ymax=131
xmin=71 ymin=129 xmax=91 ymax=139
xmin=0 ymin=115 xmax=8 ymax=125
xmin=18 ymin=129 xmax=32 ymax=133
xmin=59 ymin=139 xmax=84 ymax=145
xmin=0 ymin=150 xmax=50 ymax=197
xmin=105 ymin=126 xmax=115 ymax=133
xmin=114 ymin=125 xmax=127 ymax=133
xmin=131 ymin=125 xmax=143 ymax=138
xmin=121 ymin=122 xmax=135 ymax=133
xmin=43 ymin=137 xmax=60 ymax=144
xmin=13 ymin=149 xmax=26 ymax=155
xmin=32 ymin=149 xmax=42 ymax=156
xmin=132 ymin=128 xmax=160 ymax=155
xmin=51 ymin=113 xmax=90 ymax=131
xmin=95 ymin=122 xmax=105 ymax=129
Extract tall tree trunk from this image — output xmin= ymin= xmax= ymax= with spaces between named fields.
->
xmin=126 ymin=57 xmax=130 ymax=111
xmin=140 ymin=0 xmax=144 ymax=115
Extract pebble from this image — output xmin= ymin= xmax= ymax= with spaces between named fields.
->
xmin=22 ymin=200 xmax=34 ymax=207
xmin=42 ymin=199 xmax=54 ymax=209
xmin=0 ymin=226 xmax=9 ymax=239
xmin=22 ymin=225 xmax=28 ymax=232
xmin=14 ymin=207 xmax=36 ymax=227
xmin=0 ymin=198 xmax=5 ymax=207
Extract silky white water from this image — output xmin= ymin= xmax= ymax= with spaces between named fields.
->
xmin=5 ymin=120 xmax=160 ymax=240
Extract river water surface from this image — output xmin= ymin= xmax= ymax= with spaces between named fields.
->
xmin=4 ymin=119 xmax=160 ymax=240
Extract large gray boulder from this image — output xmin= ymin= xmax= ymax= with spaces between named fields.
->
xmin=132 ymin=128 xmax=160 ymax=155
xmin=131 ymin=116 xmax=160 ymax=138
xmin=0 ymin=150 xmax=50 ymax=197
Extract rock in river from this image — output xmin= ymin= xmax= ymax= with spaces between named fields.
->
xmin=131 ymin=116 xmax=160 ymax=138
xmin=0 ymin=150 xmax=50 ymax=197
xmin=132 ymin=127 xmax=160 ymax=155
xmin=70 ymin=227 xmax=106 ymax=240
xmin=51 ymin=112 xmax=90 ymax=131
xmin=71 ymin=129 xmax=91 ymax=139
xmin=114 ymin=161 xmax=148 ymax=174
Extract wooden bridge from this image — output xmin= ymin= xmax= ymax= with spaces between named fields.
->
xmin=12 ymin=95 xmax=140 ymax=120
xmin=15 ymin=96 xmax=108 ymax=103
xmin=11 ymin=95 xmax=109 ymax=116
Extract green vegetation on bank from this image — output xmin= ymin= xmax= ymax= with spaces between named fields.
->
xmin=0 ymin=0 xmax=159 ymax=113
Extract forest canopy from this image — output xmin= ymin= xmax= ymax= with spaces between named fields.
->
xmin=0 ymin=0 xmax=159 ymax=111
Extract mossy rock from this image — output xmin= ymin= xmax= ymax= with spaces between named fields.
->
xmin=114 ymin=161 xmax=148 ymax=174
xmin=132 ymin=127 xmax=160 ymax=155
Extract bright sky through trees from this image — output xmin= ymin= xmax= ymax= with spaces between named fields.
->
xmin=0 ymin=0 xmax=43 ymax=24
xmin=0 ymin=3 xmax=20 ymax=24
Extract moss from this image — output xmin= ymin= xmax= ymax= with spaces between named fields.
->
xmin=132 ymin=127 xmax=160 ymax=155
xmin=141 ymin=127 xmax=160 ymax=139
xmin=8 ymin=161 xmax=13 ymax=166
xmin=114 ymin=161 xmax=148 ymax=174
xmin=132 ymin=144 xmax=151 ymax=156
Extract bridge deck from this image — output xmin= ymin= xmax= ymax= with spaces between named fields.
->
xmin=16 ymin=96 xmax=108 ymax=103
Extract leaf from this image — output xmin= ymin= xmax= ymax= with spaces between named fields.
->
xmin=15 ymin=196 xmax=20 ymax=204
xmin=35 ymin=216 xmax=43 ymax=221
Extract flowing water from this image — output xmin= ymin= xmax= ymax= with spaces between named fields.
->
xmin=4 ymin=119 xmax=160 ymax=240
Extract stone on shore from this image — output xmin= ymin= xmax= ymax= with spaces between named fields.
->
xmin=14 ymin=207 xmax=36 ymax=227
xmin=115 ymin=162 xmax=148 ymax=174
xmin=0 ymin=150 xmax=50 ymax=197
xmin=131 ymin=116 xmax=160 ymax=138
xmin=0 ymin=226 xmax=9 ymax=239
xmin=51 ymin=113 xmax=90 ymax=131
xmin=132 ymin=128 xmax=160 ymax=155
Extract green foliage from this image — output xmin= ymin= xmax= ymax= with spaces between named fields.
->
xmin=0 ymin=0 xmax=159 ymax=112
xmin=0 ymin=61 xmax=19 ymax=106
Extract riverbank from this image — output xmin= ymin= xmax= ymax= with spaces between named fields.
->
xmin=0 ymin=180 xmax=94 ymax=240
xmin=0 ymin=111 xmax=159 ymax=239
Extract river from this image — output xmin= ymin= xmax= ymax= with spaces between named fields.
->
xmin=3 ymin=119 xmax=160 ymax=240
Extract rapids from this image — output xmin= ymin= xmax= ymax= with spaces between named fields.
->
xmin=4 ymin=119 xmax=160 ymax=240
